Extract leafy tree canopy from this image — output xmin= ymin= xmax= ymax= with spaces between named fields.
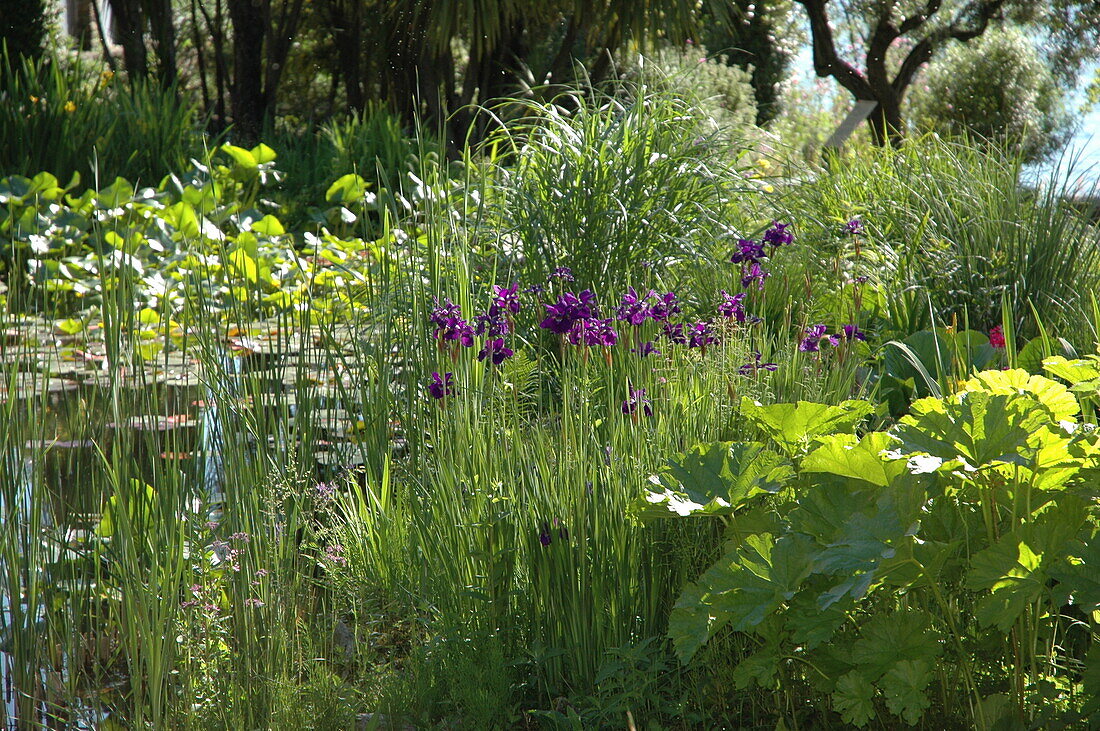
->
xmin=794 ymin=0 xmax=1100 ymax=145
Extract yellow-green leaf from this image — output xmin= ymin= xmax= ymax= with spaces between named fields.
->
xmin=251 ymin=214 xmax=285 ymax=236
xmin=250 ymin=143 xmax=277 ymax=164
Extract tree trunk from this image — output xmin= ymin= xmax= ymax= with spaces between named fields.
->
xmin=111 ymin=0 xmax=147 ymax=80
xmin=144 ymin=0 xmax=176 ymax=87
xmin=190 ymin=0 xmax=209 ymax=114
xmin=227 ymin=0 xmax=266 ymax=144
xmin=328 ymin=0 xmax=364 ymax=113
xmin=866 ymin=98 xmax=905 ymax=147
xmin=66 ymin=0 xmax=94 ymax=49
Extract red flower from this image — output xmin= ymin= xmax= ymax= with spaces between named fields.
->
xmin=989 ymin=326 xmax=1005 ymax=349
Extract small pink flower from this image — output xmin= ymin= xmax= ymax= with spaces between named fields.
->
xmin=989 ymin=326 xmax=1006 ymax=349
xmin=324 ymin=544 xmax=348 ymax=566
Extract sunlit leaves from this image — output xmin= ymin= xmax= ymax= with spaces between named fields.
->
xmin=97 ymin=479 xmax=157 ymax=538
xmin=881 ymin=660 xmax=934 ymax=725
xmin=961 ymin=368 xmax=1079 ymax=423
xmin=638 ymin=441 xmax=790 ymax=518
xmin=1048 ymin=528 xmax=1100 ymax=614
xmin=1082 ymin=645 xmax=1100 ymax=716
xmin=325 ymin=173 xmax=370 ymax=205
xmin=731 ymin=647 xmax=781 ymax=690
xmin=802 ymin=431 xmax=903 ymax=487
xmin=893 ymin=390 xmax=1040 ymax=468
xmin=658 ymin=367 xmax=1100 ymax=726
xmin=54 ymin=317 xmax=84 ymax=335
xmin=966 ymin=536 xmax=1045 ymax=631
xmin=163 ymin=201 xmax=201 ymax=238
xmin=850 ymin=609 xmax=941 ymax=680
xmin=221 ymin=144 xmax=258 ymax=172
xmin=250 ymin=214 xmax=285 ymax=237
xmin=738 ymin=397 xmax=874 ymax=456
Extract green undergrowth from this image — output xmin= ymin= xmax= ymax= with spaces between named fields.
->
xmin=1 ymin=83 xmax=1099 ymax=727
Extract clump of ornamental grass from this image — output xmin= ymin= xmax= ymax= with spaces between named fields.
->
xmin=480 ymin=84 xmax=757 ymax=292
xmin=781 ymin=134 xmax=1100 ymax=343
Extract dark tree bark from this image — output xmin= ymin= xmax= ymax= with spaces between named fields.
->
xmin=456 ymin=17 xmax=526 ymax=145
xmin=196 ymin=0 xmax=231 ymax=134
xmin=226 ymin=0 xmax=305 ymax=144
xmin=190 ymin=0 xmax=210 ymax=114
xmin=111 ymin=0 xmax=148 ymax=80
xmin=327 ymin=0 xmax=365 ymax=113
xmin=144 ymin=0 xmax=177 ymax=88
xmin=795 ymin=0 xmax=1006 ymax=145
xmin=228 ymin=0 xmax=266 ymax=143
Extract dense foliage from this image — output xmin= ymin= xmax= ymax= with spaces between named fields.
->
xmin=909 ymin=28 xmax=1072 ymax=162
xmin=1 ymin=66 xmax=1100 ymax=728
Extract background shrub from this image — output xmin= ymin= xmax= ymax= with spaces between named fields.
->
xmin=908 ymin=28 xmax=1073 ymax=163
xmin=0 ymin=49 xmax=203 ymax=184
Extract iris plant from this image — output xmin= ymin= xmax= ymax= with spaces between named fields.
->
xmin=621 ymin=388 xmax=653 ymax=418
xmin=428 ymin=371 xmax=455 ymax=399
xmin=739 ymin=352 xmax=778 ymax=376
xmin=718 ymin=290 xmax=747 ymax=322
xmin=540 ymin=290 xmax=598 ymax=334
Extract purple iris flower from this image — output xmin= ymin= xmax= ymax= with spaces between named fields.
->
xmin=617 ymin=287 xmax=653 ymax=326
xmin=621 ymin=388 xmax=653 ymax=418
xmin=550 ymin=266 xmax=575 ymax=282
xmin=738 ymin=352 xmax=778 ymax=376
xmin=632 ymin=340 xmax=660 ymax=357
xmin=429 ymin=298 xmax=474 ymax=347
xmin=648 ymin=292 xmax=681 ymax=322
xmin=539 ymin=522 xmax=553 ymax=547
xmin=477 ymin=338 xmax=513 ymax=365
xmin=568 ymin=318 xmax=618 ymax=347
xmin=686 ymin=322 xmax=717 ymax=349
xmin=662 ymin=321 xmax=687 ymax=345
xmin=799 ymin=325 xmax=838 ymax=353
xmin=428 ymin=372 xmax=455 ymax=399
xmin=741 ymin=263 xmax=769 ymax=290
xmin=474 ymin=307 xmax=511 ymax=337
xmin=841 ymin=324 xmax=867 ymax=342
xmin=730 ymin=238 xmax=766 ymax=264
xmin=763 ymin=221 xmax=793 ymax=247
xmin=845 ymin=219 xmax=864 ymax=235
xmin=492 ymin=282 xmax=521 ymax=314
xmin=718 ymin=290 xmax=747 ymax=322
xmin=429 ymin=298 xmax=462 ymax=331
xmin=540 ymin=290 xmax=598 ymax=334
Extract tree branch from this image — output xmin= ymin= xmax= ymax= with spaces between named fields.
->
xmin=898 ymin=0 xmax=943 ymax=35
xmin=892 ymin=0 xmax=1005 ymax=94
xmin=795 ymin=0 xmax=874 ymax=99
xmin=892 ymin=37 xmax=934 ymax=94
xmin=865 ymin=4 xmax=900 ymax=91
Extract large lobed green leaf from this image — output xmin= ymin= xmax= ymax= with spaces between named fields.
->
xmin=739 ymin=398 xmax=874 ymax=456
xmin=669 ymin=533 xmax=815 ymax=663
xmin=638 ymin=441 xmax=790 ymax=519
